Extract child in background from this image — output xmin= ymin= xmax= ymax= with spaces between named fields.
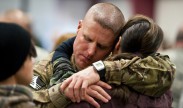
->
xmin=0 ymin=22 xmax=37 ymax=108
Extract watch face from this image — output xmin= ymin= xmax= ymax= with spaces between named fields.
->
xmin=93 ymin=60 xmax=105 ymax=71
xmin=96 ymin=62 xmax=103 ymax=67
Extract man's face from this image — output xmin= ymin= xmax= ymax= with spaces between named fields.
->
xmin=73 ymin=19 xmax=115 ymax=70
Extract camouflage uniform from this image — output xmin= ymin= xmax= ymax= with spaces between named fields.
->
xmin=0 ymin=85 xmax=35 ymax=108
xmin=30 ymin=52 xmax=71 ymax=108
xmin=30 ymin=52 xmax=175 ymax=108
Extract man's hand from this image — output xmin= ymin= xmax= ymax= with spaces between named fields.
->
xmin=61 ymin=66 xmax=100 ymax=100
xmin=84 ymin=81 xmax=111 ymax=105
xmin=62 ymin=81 xmax=111 ymax=108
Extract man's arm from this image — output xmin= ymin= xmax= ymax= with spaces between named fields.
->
xmin=50 ymin=37 xmax=76 ymax=86
xmin=30 ymin=52 xmax=71 ymax=108
xmin=51 ymin=37 xmax=111 ymax=104
xmin=31 ymin=53 xmax=102 ymax=108
xmin=104 ymin=53 xmax=175 ymax=97
xmin=32 ymin=84 xmax=71 ymax=108
xmin=31 ymin=74 xmax=110 ymax=108
xmin=30 ymin=39 xmax=111 ymax=108
xmin=61 ymin=53 xmax=176 ymax=98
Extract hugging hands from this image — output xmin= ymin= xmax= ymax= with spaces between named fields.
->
xmin=60 ymin=66 xmax=111 ymax=108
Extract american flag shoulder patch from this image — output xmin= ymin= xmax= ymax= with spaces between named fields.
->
xmin=29 ymin=75 xmax=46 ymax=90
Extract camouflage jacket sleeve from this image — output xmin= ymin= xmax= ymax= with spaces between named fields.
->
xmin=29 ymin=52 xmax=71 ymax=108
xmin=104 ymin=53 xmax=176 ymax=97
xmin=33 ymin=84 xmax=71 ymax=108
xmin=49 ymin=57 xmax=76 ymax=86
xmin=50 ymin=37 xmax=76 ymax=86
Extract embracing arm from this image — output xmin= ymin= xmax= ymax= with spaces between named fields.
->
xmin=31 ymin=37 xmax=110 ymax=108
xmin=103 ymin=53 xmax=176 ymax=97
xmin=32 ymin=70 xmax=110 ymax=108
xmin=50 ymin=37 xmax=76 ymax=86
xmin=30 ymin=53 xmax=71 ymax=108
xmin=62 ymin=53 xmax=176 ymax=98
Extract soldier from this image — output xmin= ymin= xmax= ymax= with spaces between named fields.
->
xmin=31 ymin=2 xmax=125 ymax=108
xmin=0 ymin=22 xmax=37 ymax=108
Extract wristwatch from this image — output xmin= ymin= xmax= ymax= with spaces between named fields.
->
xmin=92 ymin=60 xmax=106 ymax=80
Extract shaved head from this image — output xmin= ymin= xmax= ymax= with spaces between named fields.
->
xmin=84 ymin=3 xmax=125 ymax=37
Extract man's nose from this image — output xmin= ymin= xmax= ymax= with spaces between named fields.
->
xmin=87 ymin=43 xmax=96 ymax=57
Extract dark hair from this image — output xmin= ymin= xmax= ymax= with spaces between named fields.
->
xmin=0 ymin=22 xmax=37 ymax=81
xmin=120 ymin=15 xmax=163 ymax=58
xmin=29 ymin=40 xmax=37 ymax=58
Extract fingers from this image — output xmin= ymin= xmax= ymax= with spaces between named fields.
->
xmin=87 ymin=85 xmax=110 ymax=103
xmin=84 ymin=93 xmax=100 ymax=108
xmin=96 ymin=81 xmax=112 ymax=89
xmin=61 ymin=77 xmax=72 ymax=92
xmin=61 ymin=77 xmax=78 ymax=102
xmin=73 ymin=79 xmax=83 ymax=103
xmin=61 ymin=75 xmax=88 ymax=103
xmin=91 ymin=84 xmax=111 ymax=101
xmin=80 ymin=81 xmax=88 ymax=100
xmin=68 ymin=77 xmax=78 ymax=102
xmin=62 ymin=87 xmax=76 ymax=102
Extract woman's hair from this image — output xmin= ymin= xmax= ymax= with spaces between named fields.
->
xmin=120 ymin=15 xmax=163 ymax=58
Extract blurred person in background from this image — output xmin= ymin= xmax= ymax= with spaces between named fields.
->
xmin=0 ymin=9 xmax=49 ymax=63
xmin=161 ymin=26 xmax=183 ymax=108
xmin=0 ymin=22 xmax=37 ymax=108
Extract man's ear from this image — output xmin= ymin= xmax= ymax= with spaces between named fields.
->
xmin=77 ymin=20 xmax=83 ymax=34
xmin=112 ymin=37 xmax=121 ymax=55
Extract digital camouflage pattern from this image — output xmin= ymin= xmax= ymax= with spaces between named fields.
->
xmin=50 ymin=57 xmax=76 ymax=87
xmin=30 ymin=53 xmax=175 ymax=108
xmin=104 ymin=53 xmax=176 ymax=97
xmin=0 ymin=85 xmax=35 ymax=108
